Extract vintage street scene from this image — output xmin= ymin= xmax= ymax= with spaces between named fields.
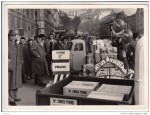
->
xmin=7 ymin=7 xmax=145 ymax=106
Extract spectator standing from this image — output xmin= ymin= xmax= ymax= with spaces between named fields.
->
xmin=8 ymin=29 xmax=23 ymax=105
xmin=30 ymin=34 xmax=49 ymax=86
xmin=54 ymin=35 xmax=66 ymax=50
xmin=66 ymin=37 xmax=72 ymax=50
xmin=44 ymin=34 xmax=54 ymax=75
xmin=27 ymin=39 xmax=34 ymax=79
xmin=19 ymin=37 xmax=31 ymax=83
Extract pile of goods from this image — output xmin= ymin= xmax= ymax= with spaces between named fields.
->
xmin=63 ymin=81 xmax=132 ymax=101
xmin=88 ymin=84 xmax=132 ymax=101
xmin=63 ymin=81 xmax=99 ymax=97
xmin=83 ymin=38 xmax=134 ymax=80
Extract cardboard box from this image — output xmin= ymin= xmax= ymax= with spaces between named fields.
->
xmin=100 ymin=47 xmax=117 ymax=55
xmin=96 ymin=68 xmax=109 ymax=77
xmin=101 ymin=54 xmax=117 ymax=60
xmin=107 ymin=47 xmax=117 ymax=54
xmin=86 ymin=53 xmax=94 ymax=64
xmin=109 ymin=68 xmax=124 ymax=77
xmin=95 ymin=53 xmax=101 ymax=63
xmin=87 ymin=91 xmax=124 ymax=101
xmin=63 ymin=81 xmax=99 ymax=97
xmin=52 ymin=50 xmax=70 ymax=60
xmin=97 ymin=84 xmax=132 ymax=95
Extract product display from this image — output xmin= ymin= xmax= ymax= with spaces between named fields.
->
xmin=63 ymin=81 xmax=99 ymax=97
xmin=83 ymin=64 xmax=95 ymax=77
xmin=109 ymin=68 xmax=124 ymax=76
xmin=36 ymin=76 xmax=134 ymax=105
xmin=88 ymin=84 xmax=132 ymax=101
xmin=87 ymin=91 xmax=125 ymax=101
xmin=101 ymin=54 xmax=117 ymax=60
xmin=96 ymin=68 xmax=109 ymax=77
xmin=97 ymin=84 xmax=132 ymax=95
xmin=95 ymin=57 xmax=127 ymax=79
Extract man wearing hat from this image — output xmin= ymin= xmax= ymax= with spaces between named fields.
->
xmin=30 ymin=34 xmax=49 ymax=86
xmin=44 ymin=34 xmax=55 ymax=75
xmin=8 ymin=29 xmax=23 ymax=105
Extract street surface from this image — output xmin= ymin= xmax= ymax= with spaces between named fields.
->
xmin=17 ymin=79 xmax=44 ymax=105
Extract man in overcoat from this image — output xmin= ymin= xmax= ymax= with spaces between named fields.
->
xmin=30 ymin=34 xmax=49 ymax=85
xmin=44 ymin=34 xmax=54 ymax=75
xmin=8 ymin=29 xmax=23 ymax=105
xmin=19 ymin=37 xmax=30 ymax=83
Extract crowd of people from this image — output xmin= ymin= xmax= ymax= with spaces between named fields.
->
xmin=8 ymin=29 xmax=74 ymax=105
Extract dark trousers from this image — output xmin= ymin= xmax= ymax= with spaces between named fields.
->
xmin=9 ymin=88 xmax=18 ymax=101
xmin=34 ymin=74 xmax=44 ymax=85
xmin=46 ymin=56 xmax=52 ymax=75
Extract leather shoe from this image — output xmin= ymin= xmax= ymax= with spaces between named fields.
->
xmin=14 ymin=98 xmax=21 ymax=101
xmin=9 ymin=101 xmax=16 ymax=106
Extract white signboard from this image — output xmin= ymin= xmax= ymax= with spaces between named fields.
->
xmin=52 ymin=62 xmax=70 ymax=72
xmin=52 ymin=50 xmax=70 ymax=60
xmin=50 ymin=97 xmax=77 ymax=105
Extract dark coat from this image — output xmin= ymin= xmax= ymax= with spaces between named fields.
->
xmin=8 ymin=41 xmax=23 ymax=89
xmin=44 ymin=39 xmax=54 ymax=74
xmin=44 ymin=39 xmax=54 ymax=58
xmin=19 ymin=43 xmax=30 ymax=74
xmin=30 ymin=40 xmax=49 ymax=75
xmin=54 ymin=41 xmax=65 ymax=50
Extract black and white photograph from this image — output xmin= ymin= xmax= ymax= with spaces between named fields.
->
xmin=1 ymin=1 xmax=149 ymax=112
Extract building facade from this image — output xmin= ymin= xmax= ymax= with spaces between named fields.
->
xmin=8 ymin=9 xmax=60 ymax=40
xmin=8 ymin=9 xmax=36 ymax=39
xmin=35 ymin=9 xmax=61 ymax=36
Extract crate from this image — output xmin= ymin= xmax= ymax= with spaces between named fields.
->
xmin=36 ymin=76 xmax=134 ymax=105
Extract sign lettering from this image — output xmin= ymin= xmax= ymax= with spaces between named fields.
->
xmin=95 ymin=57 xmax=126 ymax=74
xmin=68 ymin=89 xmax=87 ymax=95
xmin=55 ymin=66 xmax=66 ymax=68
xmin=50 ymin=97 xmax=77 ymax=105
xmin=52 ymin=62 xmax=70 ymax=72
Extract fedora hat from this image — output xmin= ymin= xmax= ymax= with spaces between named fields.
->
xmin=8 ymin=29 xmax=18 ymax=35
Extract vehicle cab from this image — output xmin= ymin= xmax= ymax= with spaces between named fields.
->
xmin=70 ymin=39 xmax=86 ymax=71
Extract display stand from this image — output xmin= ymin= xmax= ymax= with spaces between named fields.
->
xmin=51 ymin=50 xmax=70 ymax=84
xmin=36 ymin=75 xmax=134 ymax=105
